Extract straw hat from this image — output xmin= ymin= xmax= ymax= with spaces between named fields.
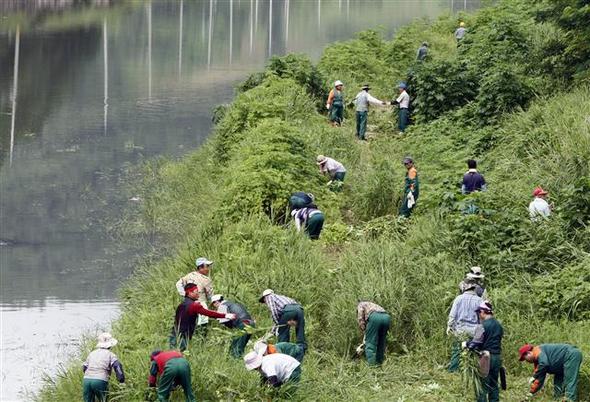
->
xmin=259 ymin=289 xmax=274 ymax=303
xmin=317 ymin=155 xmax=328 ymax=165
xmin=244 ymin=351 xmax=263 ymax=370
xmin=466 ymin=266 xmax=485 ymax=280
xmin=96 ymin=332 xmax=118 ymax=349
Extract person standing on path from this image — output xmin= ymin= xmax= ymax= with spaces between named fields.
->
xmin=447 ymin=282 xmax=484 ymax=372
xmin=416 ymin=41 xmax=429 ymax=61
xmin=170 ymin=283 xmax=236 ymax=351
xmin=244 ymin=351 xmax=302 ymax=388
xmin=455 ymin=22 xmax=467 ymax=41
xmin=175 ymin=257 xmax=215 ymax=336
xmin=82 ymin=333 xmax=125 ymax=402
xmin=392 ymin=83 xmax=410 ymax=134
xmin=259 ymin=289 xmax=307 ymax=355
xmin=529 ymin=187 xmax=551 ymax=221
xmin=519 ymin=343 xmax=583 ymax=401
xmin=462 ymin=159 xmax=487 ymax=194
xmin=211 ymin=294 xmax=256 ymax=358
xmin=353 ymin=84 xmax=387 ymax=141
xmin=317 ymin=154 xmax=346 ymax=183
xmin=465 ymin=302 xmax=504 ymax=402
xmin=326 ymin=80 xmax=345 ymax=126
xmin=148 ymin=350 xmax=196 ymax=402
xmin=399 ymin=157 xmax=419 ymax=218
xmin=356 ymin=301 xmax=391 ymax=365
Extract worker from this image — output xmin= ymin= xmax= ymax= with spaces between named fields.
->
xmin=447 ymin=282 xmax=484 ymax=372
xmin=175 ymin=257 xmax=215 ymax=336
xmin=465 ymin=302 xmax=503 ymax=402
xmin=211 ymin=294 xmax=256 ymax=358
xmin=519 ymin=343 xmax=583 ymax=401
xmin=148 ymin=350 xmax=196 ymax=402
xmin=170 ymin=283 xmax=236 ymax=351
xmin=462 ymin=159 xmax=487 ymax=194
xmin=356 ymin=301 xmax=391 ymax=365
xmin=254 ymin=340 xmax=305 ymax=362
xmin=291 ymin=201 xmax=325 ymax=240
xmin=392 ymin=82 xmax=410 ymax=134
xmin=455 ymin=22 xmax=467 ymax=41
xmin=416 ymin=41 xmax=429 ymax=61
xmin=244 ymin=351 xmax=302 ymax=388
xmin=82 ymin=333 xmax=125 ymax=402
xmin=259 ymin=289 xmax=307 ymax=355
xmin=317 ymin=154 xmax=346 ymax=183
xmin=289 ymin=191 xmax=315 ymax=210
xmin=326 ymin=80 xmax=345 ymax=126
xmin=458 ymin=266 xmax=488 ymax=300
xmin=399 ymin=157 xmax=419 ymax=218
xmin=529 ymin=187 xmax=551 ymax=220
xmin=353 ymin=84 xmax=387 ymax=141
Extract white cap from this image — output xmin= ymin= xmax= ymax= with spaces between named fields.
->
xmin=211 ymin=294 xmax=224 ymax=303
xmin=334 ymin=80 xmax=343 ymax=87
xmin=466 ymin=266 xmax=484 ymax=279
xmin=259 ymin=289 xmax=274 ymax=303
xmin=317 ymin=155 xmax=327 ymax=165
xmin=96 ymin=332 xmax=118 ymax=349
xmin=195 ymin=257 xmax=213 ymax=267
xmin=244 ymin=351 xmax=263 ymax=370
xmin=253 ymin=341 xmax=268 ymax=355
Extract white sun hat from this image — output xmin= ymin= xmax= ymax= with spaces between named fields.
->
xmin=96 ymin=332 xmax=118 ymax=349
xmin=259 ymin=289 xmax=274 ymax=303
xmin=211 ymin=294 xmax=224 ymax=303
xmin=244 ymin=351 xmax=263 ymax=370
xmin=253 ymin=341 xmax=268 ymax=355
xmin=466 ymin=266 xmax=485 ymax=279
xmin=334 ymin=80 xmax=343 ymax=87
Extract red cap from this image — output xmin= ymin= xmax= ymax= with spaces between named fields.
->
xmin=519 ymin=344 xmax=533 ymax=361
xmin=532 ymin=187 xmax=548 ymax=197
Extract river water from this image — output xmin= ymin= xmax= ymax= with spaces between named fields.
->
xmin=0 ymin=0 xmax=476 ymax=400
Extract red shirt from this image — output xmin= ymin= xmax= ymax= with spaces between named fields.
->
xmin=148 ymin=351 xmax=184 ymax=386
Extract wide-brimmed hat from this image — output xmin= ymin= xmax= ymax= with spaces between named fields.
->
xmin=402 ymin=156 xmax=413 ymax=165
xmin=253 ymin=341 xmax=268 ymax=355
xmin=334 ymin=80 xmax=343 ymax=87
xmin=532 ymin=187 xmax=548 ymax=197
xmin=195 ymin=257 xmax=213 ymax=268
xmin=361 ymin=84 xmax=370 ymax=90
xmin=466 ymin=266 xmax=485 ymax=279
xmin=211 ymin=294 xmax=224 ymax=303
xmin=519 ymin=344 xmax=534 ymax=361
xmin=97 ymin=332 xmax=118 ymax=349
xmin=317 ymin=155 xmax=328 ymax=165
xmin=244 ymin=351 xmax=263 ymax=370
xmin=475 ymin=301 xmax=493 ymax=314
xmin=259 ymin=289 xmax=274 ymax=303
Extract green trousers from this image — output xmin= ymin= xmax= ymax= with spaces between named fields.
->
xmin=276 ymin=342 xmax=305 ymax=362
xmin=399 ymin=192 xmax=417 ymax=218
xmin=333 ymin=171 xmax=346 ymax=182
xmin=83 ymin=378 xmax=108 ymax=402
xmin=365 ymin=312 xmax=391 ymax=365
xmin=398 ymin=108 xmax=409 ymax=132
xmin=477 ymin=354 xmax=501 ymax=402
xmin=305 ymin=213 xmax=324 ymax=240
xmin=229 ymin=321 xmax=253 ymax=358
xmin=356 ymin=111 xmax=368 ymax=139
xmin=448 ymin=340 xmax=461 ymax=372
xmin=554 ymin=348 xmax=583 ymax=401
xmin=278 ymin=304 xmax=307 ymax=355
xmin=158 ymin=358 xmax=196 ymax=402
xmin=330 ymin=104 xmax=343 ymax=125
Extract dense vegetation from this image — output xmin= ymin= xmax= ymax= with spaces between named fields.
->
xmin=40 ymin=0 xmax=589 ymax=401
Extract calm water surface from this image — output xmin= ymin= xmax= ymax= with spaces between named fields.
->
xmin=0 ymin=0 xmax=476 ymax=399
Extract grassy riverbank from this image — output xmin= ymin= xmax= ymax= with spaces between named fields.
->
xmin=39 ymin=0 xmax=589 ymax=401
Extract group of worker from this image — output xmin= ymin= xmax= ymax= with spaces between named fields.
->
xmin=447 ymin=266 xmax=583 ymax=401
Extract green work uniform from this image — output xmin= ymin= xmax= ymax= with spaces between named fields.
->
xmin=533 ymin=344 xmax=583 ymax=401
xmin=275 ymin=342 xmax=305 ymax=362
xmin=365 ymin=312 xmax=391 ymax=365
xmin=278 ymin=304 xmax=307 ymax=354
xmin=356 ymin=111 xmax=368 ymax=140
xmin=476 ymin=318 xmax=503 ymax=402
xmin=305 ymin=212 xmax=325 ymax=240
xmin=83 ymin=378 xmax=108 ymax=402
xmin=399 ymin=168 xmax=419 ymax=217
xmin=157 ymin=358 xmax=196 ymax=402
xmin=330 ymin=90 xmax=344 ymax=125
xmin=398 ymin=108 xmax=409 ymax=132
xmin=229 ymin=320 xmax=253 ymax=358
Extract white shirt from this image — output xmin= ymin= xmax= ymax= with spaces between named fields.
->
xmin=354 ymin=91 xmax=384 ymax=112
xmin=320 ymin=157 xmax=346 ymax=176
xmin=83 ymin=348 xmax=119 ymax=382
xmin=396 ymin=90 xmax=410 ymax=109
xmin=529 ymin=197 xmax=551 ymax=220
xmin=260 ymin=353 xmax=300 ymax=383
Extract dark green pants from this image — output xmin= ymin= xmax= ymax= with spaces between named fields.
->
xmin=305 ymin=213 xmax=324 ymax=240
xmin=356 ymin=111 xmax=368 ymax=139
xmin=276 ymin=342 xmax=305 ymax=362
xmin=399 ymin=192 xmax=417 ymax=218
xmin=83 ymin=378 xmax=108 ymax=402
xmin=230 ymin=321 xmax=253 ymax=358
xmin=330 ymin=104 xmax=343 ymax=125
xmin=365 ymin=312 xmax=391 ymax=365
xmin=158 ymin=358 xmax=195 ymax=402
xmin=333 ymin=171 xmax=346 ymax=182
xmin=448 ymin=339 xmax=461 ymax=372
xmin=477 ymin=354 xmax=501 ymax=402
xmin=288 ymin=366 xmax=302 ymax=383
xmin=554 ymin=348 xmax=583 ymax=401
xmin=398 ymin=108 xmax=409 ymax=132
xmin=278 ymin=304 xmax=306 ymax=355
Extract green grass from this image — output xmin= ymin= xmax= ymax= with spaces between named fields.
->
xmin=38 ymin=0 xmax=590 ymax=401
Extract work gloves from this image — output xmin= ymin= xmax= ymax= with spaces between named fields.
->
xmin=355 ymin=343 xmax=365 ymax=356
xmin=225 ymin=313 xmax=237 ymax=320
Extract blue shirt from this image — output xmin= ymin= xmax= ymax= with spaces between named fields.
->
xmin=448 ymin=291 xmax=483 ymax=335
xmin=462 ymin=169 xmax=487 ymax=194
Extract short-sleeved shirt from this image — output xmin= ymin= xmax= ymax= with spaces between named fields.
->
xmin=177 ymin=271 xmax=213 ymax=304
xmin=260 ymin=353 xmax=300 ymax=383
xmin=83 ymin=348 xmax=119 ymax=382
xmin=396 ymin=90 xmax=410 ymax=109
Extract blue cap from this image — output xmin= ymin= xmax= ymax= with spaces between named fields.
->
xmin=398 ymin=82 xmax=407 ymax=89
